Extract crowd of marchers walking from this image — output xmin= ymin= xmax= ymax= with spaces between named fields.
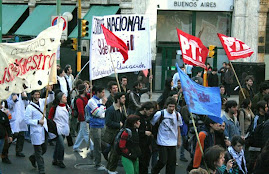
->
xmin=0 ymin=63 xmax=269 ymax=174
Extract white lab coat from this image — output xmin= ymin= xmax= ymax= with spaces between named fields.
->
xmin=54 ymin=105 xmax=70 ymax=136
xmin=24 ymin=93 xmax=54 ymax=145
xmin=7 ymin=94 xmax=29 ymax=133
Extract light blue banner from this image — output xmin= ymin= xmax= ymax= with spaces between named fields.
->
xmin=176 ymin=63 xmax=222 ymax=124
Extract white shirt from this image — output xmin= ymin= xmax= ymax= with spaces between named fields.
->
xmin=57 ymin=76 xmax=68 ymax=97
xmin=65 ymin=74 xmax=73 ymax=91
xmin=54 ymin=105 xmax=70 ymax=136
xmin=151 ymin=110 xmax=183 ymax=146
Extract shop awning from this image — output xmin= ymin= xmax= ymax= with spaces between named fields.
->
xmin=69 ymin=5 xmax=119 ymax=40
xmin=15 ymin=5 xmax=75 ymax=36
xmin=3 ymin=5 xmax=28 ymax=35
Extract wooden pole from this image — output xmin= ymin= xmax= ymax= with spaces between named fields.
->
xmin=229 ymin=62 xmax=246 ymax=99
xmin=108 ymin=52 xmax=128 ymax=116
xmin=90 ymin=80 xmax=93 ymax=98
xmin=42 ymin=85 xmax=49 ymax=119
xmin=150 ymin=68 xmax=153 ymax=101
xmin=190 ymin=112 xmax=209 ymax=172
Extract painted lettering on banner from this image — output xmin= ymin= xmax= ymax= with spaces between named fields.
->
xmin=0 ymin=22 xmax=63 ymax=100
xmin=177 ymin=29 xmax=208 ymax=69
xmin=90 ymin=15 xmax=151 ymax=80
xmin=217 ymin=33 xmax=254 ymax=60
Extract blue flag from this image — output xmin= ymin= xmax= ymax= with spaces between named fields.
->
xmin=176 ymin=64 xmax=222 ymax=124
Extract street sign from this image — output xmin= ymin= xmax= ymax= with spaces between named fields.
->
xmin=51 ymin=16 xmax=67 ymax=40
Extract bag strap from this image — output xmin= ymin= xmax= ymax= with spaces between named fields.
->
xmin=30 ymin=103 xmax=43 ymax=115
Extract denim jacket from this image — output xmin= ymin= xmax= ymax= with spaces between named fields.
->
xmin=221 ymin=113 xmax=241 ymax=140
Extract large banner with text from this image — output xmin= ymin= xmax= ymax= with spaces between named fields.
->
xmin=0 ymin=22 xmax=63 ymax=100
xmin=89 ymin=14 xmax=151 ymax=80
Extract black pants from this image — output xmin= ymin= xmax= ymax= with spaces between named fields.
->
xmin=1 ymin=131 xmax=24 ymax=158
xmin=152 ymin=146 xmax=176 ymax=174
xmin=14 ymin=131 xmax=25 ymax=153
xmin=139 ymin=143 xmax=151 ymax=174
xmin=30 ymin=132 xmax=48 ymax=173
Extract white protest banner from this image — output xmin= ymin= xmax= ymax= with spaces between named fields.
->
xmin=90 ymin=15 xmax=151 ymax=80
xmin=0 ymin=21 xmax=63 ymax=100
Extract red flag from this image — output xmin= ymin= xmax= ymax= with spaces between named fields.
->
xmin=101 ymin=25 xmax=129 ymax=63
xmin=217 ymin=33 xmax=254 ymax=60
xmin=142 ymin=69 xmax=148 ymax=77
xmin=177 ymin=29 xmax=208 ymax=69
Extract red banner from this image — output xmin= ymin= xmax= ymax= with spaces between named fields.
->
xmin=177 ymin=29 xmax=208 ymax=69
xmin=101 ymin=24 xmax=129 ymax=63
xmin=217 ymin=33 xmax=254 ymax=60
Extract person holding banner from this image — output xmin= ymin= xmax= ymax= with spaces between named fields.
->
xmin=24 ymin=87 xmax=54 ymax=174
xmin=6 ymin=92 xmax=29 ymax=158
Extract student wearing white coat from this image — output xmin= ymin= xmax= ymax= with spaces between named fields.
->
xmin=24 ymin=87 xmax=54 ymax=174
xmin=49 ymin=92 xmax=70 ymax=168
xmin=7 ymin=92 xmax=29 ymax=157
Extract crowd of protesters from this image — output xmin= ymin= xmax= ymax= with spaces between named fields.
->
xmin=0 ymin=63 xmax=269 ymax=174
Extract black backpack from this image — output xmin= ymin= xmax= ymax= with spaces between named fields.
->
xmin=114 ymin=128 xmax=132 ymax=155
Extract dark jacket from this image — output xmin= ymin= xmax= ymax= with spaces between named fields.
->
xmin=128 ymin=90 xmax=141 ymax=112
xmin=0 ymin=110 xmax=12 ymax=139
xmin=218 ymin=67 xmax=226 ymax=84
xmin=105 ymin=103 xmax=125 ymax=129
xmin=262 ymin=119 xmax=269 ymax=146
xmin=119 ymin=127 xmax=141 ymax=161
xmin=215 ymin=131 xmax=226 ymax=149
xmin=208 ymin=73 xmax=219 ymax=87
xmin=224 ymin=68 xmax=234 ymax=84
xmin=105 ymin=94 xmax=114 ymax=109
xmin=239 ymin=85 xmax=254 ymax=106
xmin=103 ymin=103 xmax=125 ymax=144
xmin=135 ymin=111 xmax=152 ymax=146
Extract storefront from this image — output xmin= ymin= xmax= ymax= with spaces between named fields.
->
xmin=155 ymin=0 xmax=234 ymax=90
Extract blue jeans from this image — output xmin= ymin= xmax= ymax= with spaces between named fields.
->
xmin=73 ymin=121 xmax=89 ymax=150
xmin=53 ymin=135 xmax=65 ymax=161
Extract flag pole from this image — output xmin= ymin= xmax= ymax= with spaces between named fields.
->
xmin=42 ymin=84 xmax=49 ymax=119
xmin=229 ymin=62 xmax=246 ymax=99
xmin=190 ymin=113 xmax=209 ymax=172
xmin=90 ymin=80 xmax=93 ymax=98
xmin=150 ymin=68 xmax=153 ymax=101
xmin=108 ymin=51 xmax=128 ymax=116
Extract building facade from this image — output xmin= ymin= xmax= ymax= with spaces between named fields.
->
xmin=2 ymin=0 xmax=269 ymax=89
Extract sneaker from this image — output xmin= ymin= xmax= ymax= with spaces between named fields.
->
xmin=108 ymin=170 xmax=118 ymax=174
xmin=29 ymin=155 xmax=36 ymax=168
xmin=180 ymin=158 xmax=188 ymax=162
xmin=57 ymin=161 xmax=66 ymax=168
xmin=73 ymin=148 xmax=83 ymax=152
xmin=16 ymin=152 xmax=25 ymax=157
xmin=2 ymin=157 xmax=11 ymax=164
xmin=96 ymin=164 xmax=106 ymax=171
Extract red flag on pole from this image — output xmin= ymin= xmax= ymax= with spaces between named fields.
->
xmin=101 ymin=24 xmax=129 ymax=63
xmin=177 ymin=29 xmax=208 ymax=69
xmin=217 ymin=33 xmax=254 ymax=60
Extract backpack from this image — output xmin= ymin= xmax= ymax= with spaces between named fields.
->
xmin=71 ymin=96 xmax=85 ymax=118
xmin=245 ymin=116 xmax=265 ymax=147
xmin=152 ymin=110 xmax=179 ymax=140
xmin=187 ymin=127 xmax=208 ymax=158
xmin=114 ymin=128 xmax=132 ymax=155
